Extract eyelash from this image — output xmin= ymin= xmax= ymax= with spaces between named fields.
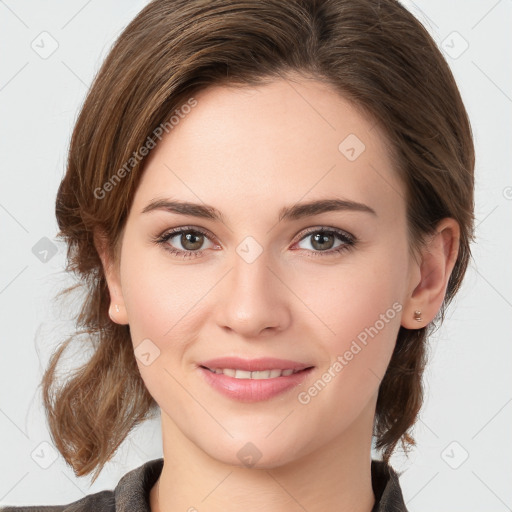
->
xmin=153 ymin=225 xmax=356 ymax=260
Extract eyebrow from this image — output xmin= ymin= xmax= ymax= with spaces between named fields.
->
xmin=141 ymin=197 xmax=377 ymax=222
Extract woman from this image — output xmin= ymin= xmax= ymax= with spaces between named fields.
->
xmin=1 ymin=0 xmax=474 ymax=510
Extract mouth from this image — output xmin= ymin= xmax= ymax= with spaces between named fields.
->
xmin=199 ymin=366 xmax=312 ymax=379
xmin=198 ymin=356 xmax=314 ymax=376
xmin=197 ymin=357 xmax=315 ymax=402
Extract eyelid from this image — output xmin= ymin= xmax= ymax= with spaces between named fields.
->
xmin=153 ymin=225 xmax=358 ymax=258
xmin=294 ymin=225 xmax=355 ymax=244
xmin=156 ymin=225 xmax=355 ymax=246
xmin=158 ymin=225 xmax=220 ymax=247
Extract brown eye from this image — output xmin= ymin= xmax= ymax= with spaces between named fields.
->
xmin=178 ymin=231 xmax=205 ymax=251
xmin=295 ymin=227 xmax=355 ymax=257
xmin=156 ymin=227 xmax=217 ymax=259
xmin=309 ymin=232 xmax=336 ymax=251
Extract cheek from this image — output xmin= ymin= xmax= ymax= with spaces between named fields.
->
xmin=290 ymin=255 xmax=406 ymax=435
xmin=119 ymin=235 xmax=202 ymax=341
xmin=118 ymin=235 xmax=226 ymax=403
xmin=118 ymin=243 xmax=208 ymax=411
xmin=292 ymin=245 xmax=407 ymax=385
xmin=299 ymin=250 xmax=405 ymax=336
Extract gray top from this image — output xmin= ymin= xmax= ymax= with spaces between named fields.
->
xmin=0 ymin=458 xmax=408 ymax=511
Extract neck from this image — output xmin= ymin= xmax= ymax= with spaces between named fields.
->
xmin=150 ymin=398 xmax=377 ymax=512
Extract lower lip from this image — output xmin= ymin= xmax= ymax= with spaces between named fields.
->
xmin=199 ymin=367 xmax=314 ymax=402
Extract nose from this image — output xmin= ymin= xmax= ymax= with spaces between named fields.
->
xmin=214 ymin=249 xmax=292 ymax=339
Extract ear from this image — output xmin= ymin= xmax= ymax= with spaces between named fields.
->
xmin=401 ymin=218 xmax=460 ymax=329
xmin=93 ymin=230 xmax=129 ymax=325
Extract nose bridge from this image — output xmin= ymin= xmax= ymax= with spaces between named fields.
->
xmin=216 ymin=238 xmax=288 ymax=335
xmin=233 ymin=243 xmax=271 ymax=298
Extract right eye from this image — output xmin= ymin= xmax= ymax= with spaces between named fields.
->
xmin=154 ymin=226 xmax=218 ymax=259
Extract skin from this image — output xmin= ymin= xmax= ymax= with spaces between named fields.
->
xmin=96 ymin=75 xmax=460 ymax=512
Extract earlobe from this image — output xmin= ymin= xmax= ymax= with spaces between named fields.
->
xmin=401 ymin=218 xmax=460 ymax=329
xmin=108 ymin=302 xmax=128 ymax=325
xmin=93 ymin=230 xmax=129 ymax=325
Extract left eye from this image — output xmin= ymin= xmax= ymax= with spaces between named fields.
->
xmin=294 ymin=228 xmax=354 ymax=253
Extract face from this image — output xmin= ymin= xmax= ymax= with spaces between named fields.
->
xmin=105 ymin=77 xmax=421 ymax=468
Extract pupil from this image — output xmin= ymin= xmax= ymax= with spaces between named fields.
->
xmin=182 ymin=232 xmax=203 ymax=250
xmin=312 ymin=232 xmax=333 ymax=250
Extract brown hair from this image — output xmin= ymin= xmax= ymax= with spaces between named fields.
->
xmin=43 ymin=0 xmax=475 ymax=482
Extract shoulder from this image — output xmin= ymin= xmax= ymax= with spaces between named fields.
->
xmin=0 ymin=458 xmax=164 ymax=512
xmin=371 ymin=459 xmax=409 ymax=512
xmin=0 ymin=490 xmax=114 ymax=512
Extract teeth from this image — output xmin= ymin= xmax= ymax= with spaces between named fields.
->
xmin=209 ymin=368 xmax=302 ymax=379
xmin=251 ymin=370 xmax=271 ymax=379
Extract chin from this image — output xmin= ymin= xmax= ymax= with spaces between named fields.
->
xmin=201 ymin=436 xmax=306 ymax=471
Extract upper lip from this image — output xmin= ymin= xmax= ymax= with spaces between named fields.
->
xmin=199 ymin=357 xmax=314 ymax=372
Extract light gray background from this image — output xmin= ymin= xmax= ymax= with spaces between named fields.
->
xmin=1 ymin=0 xmax=511 ymax=510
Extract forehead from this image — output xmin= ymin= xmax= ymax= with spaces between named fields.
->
xmin=133 ymin=78 xmax=404 ymax=222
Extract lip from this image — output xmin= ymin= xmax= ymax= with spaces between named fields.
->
xmin=198 ymin=357 xmax=314 ymax=403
